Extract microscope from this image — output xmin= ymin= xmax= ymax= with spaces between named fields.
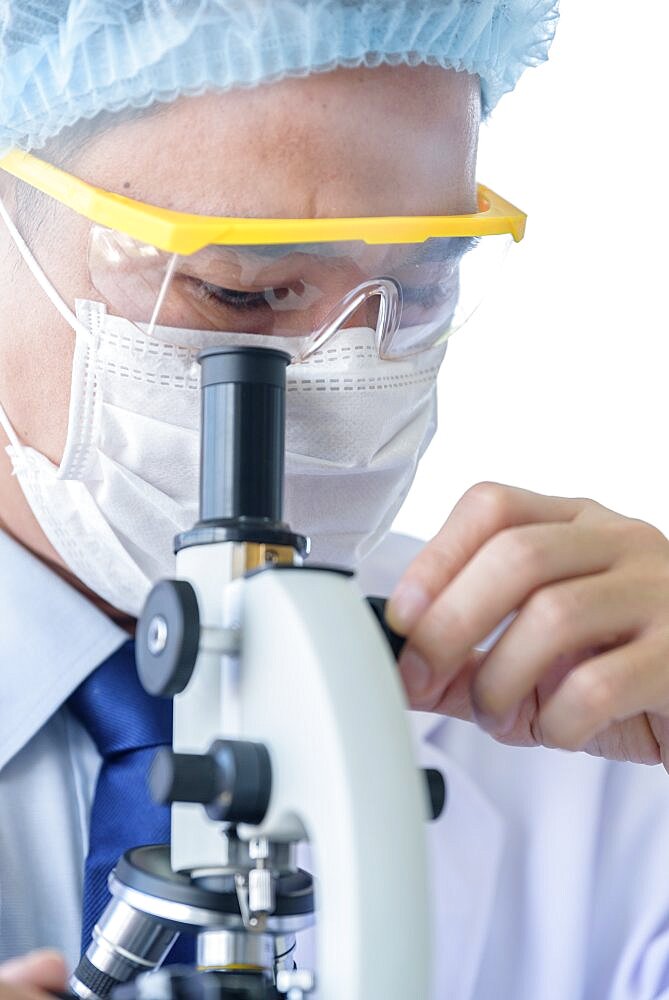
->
xmin=68 ymin=346 xmax=445 ymax=1000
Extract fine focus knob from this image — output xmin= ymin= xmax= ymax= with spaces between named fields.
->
xmin=423 ymin=768 xmax=447 ymax=821
xmin=150 ymin=740 xmax=272 ymax=826
xmin=136 ymin=579 xmax=201 ymax=697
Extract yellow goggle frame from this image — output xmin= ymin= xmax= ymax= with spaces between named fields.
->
xmin=0 ymin=149 xmax=527 ymax=255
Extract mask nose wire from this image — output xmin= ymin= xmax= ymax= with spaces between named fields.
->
xmin=297 ymin=277 xmax=403 ymax=362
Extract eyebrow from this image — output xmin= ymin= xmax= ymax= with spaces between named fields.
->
xmin=409 ymin=236 xmax=480 ymax=262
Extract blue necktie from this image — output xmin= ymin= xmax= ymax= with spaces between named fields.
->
xmin=68 ymin=640 xmax=194 ymax=963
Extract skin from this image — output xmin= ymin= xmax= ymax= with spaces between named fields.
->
xmin=387 ymin=483 xmax=669 ymax=770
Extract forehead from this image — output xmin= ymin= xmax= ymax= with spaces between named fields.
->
xmin=69 ymin=65 xmax=480 ymax=221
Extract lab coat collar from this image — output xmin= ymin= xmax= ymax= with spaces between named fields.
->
xmin=0 ymin=529 xmax=127 ymax=772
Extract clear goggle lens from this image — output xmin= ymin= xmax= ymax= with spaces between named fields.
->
xmin=88 ymin=230 xmax=513 ymax=361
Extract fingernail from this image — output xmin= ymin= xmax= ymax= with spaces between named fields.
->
xmin=387 ymin=581 xmax=430 ymax=635
xmin=399 ymin=649 xmax=433 ymax=698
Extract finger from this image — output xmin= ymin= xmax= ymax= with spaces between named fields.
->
xmin=387 ymin=482 xmax=589 ymax=634
xmin=397 ymin=519 xmax=616 ymax=705
xmin=470 ymin=569 xmax=654 ymax=734
xmin=538 ymin=631 xmax=669 ymax=752
xmin=404 ymin=647 xmax=487 ymax=716
xmin=425 ymin=653 xmax=558 ymax=753
xmin=0 ymin=952 xmax=68 ymax=993
xmin=582 ymin=715 xmax=662 ymax=767
xmin=0 ymin=986 xmax=53 ymax=1000
xmin=440 ymin=645 xmax=663 ymax=764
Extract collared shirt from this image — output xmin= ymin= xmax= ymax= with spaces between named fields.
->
xmin=2 ymin=528 xmax=669 ymax=999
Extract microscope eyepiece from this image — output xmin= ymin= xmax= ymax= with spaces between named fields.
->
xmin=197 ymin=348 xmax=290 ymax=526
xmin=175 ymin=346 xmax=308 ymax=556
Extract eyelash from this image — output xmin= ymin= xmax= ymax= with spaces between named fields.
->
xmin=184 ymin=275 xmax=456 ymax=312
xmin=188 ymin=277 xmax=270 ymax=310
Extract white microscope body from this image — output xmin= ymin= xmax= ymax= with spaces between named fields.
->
xmin=173 ymin=546 xmax=432 ymax=999
xmin=70 ymin=346 xmax=435 ymax=1000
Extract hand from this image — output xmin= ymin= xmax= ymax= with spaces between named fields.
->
xmin=387 ymin=482 xmax=669 ymax=771
xmin=0 ymin=952 xmax=67 ymax=1000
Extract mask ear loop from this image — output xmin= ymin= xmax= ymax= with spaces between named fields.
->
xmin=0 ymin=199 xmax=20 ymax=449
xmin=0 ymin=195 xmax=99 ymax=474
xmin=0 ymin=195 xmax=92 ymax=343
xmin=0 ymin=387 xmax=22 ymax=456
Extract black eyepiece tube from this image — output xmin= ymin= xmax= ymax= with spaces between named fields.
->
xmin=197 ymin=348 xmax=290 ymax=525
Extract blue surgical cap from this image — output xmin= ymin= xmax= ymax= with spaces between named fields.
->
xmin=0 ymin=0 xmax=559 ymax=154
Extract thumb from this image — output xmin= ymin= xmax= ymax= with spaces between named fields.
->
xmin=0 ymin=952 xmax=68 ymax=993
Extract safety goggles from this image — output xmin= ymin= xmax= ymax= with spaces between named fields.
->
xmin=0 ymin=150 xmax=527 ymax=361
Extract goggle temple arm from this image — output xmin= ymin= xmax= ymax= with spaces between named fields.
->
xmin=148 ymin=252 xmax=180 ymax=336
xmin=297 ymin=277 xmax=403 ymax=362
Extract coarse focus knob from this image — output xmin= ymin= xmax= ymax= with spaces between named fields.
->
xmin=136 ymin=580 xmax=201 ymax=697
xmin=150 ymin=740 xmax=272 ymax=826
xmin=150 ymin=749 xmax=220 ymax=807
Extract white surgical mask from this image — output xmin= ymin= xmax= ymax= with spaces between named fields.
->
xmin=0 ymin=202 xmax=447 ymax=616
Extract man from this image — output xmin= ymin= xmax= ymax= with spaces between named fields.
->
xmin=2 ymin=2 xmax=669 ymax=998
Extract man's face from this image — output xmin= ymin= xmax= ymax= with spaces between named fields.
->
xmin=0 ymin=63 xmax=480 ymax=583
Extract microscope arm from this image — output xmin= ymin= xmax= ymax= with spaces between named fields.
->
xmin=172 ymin=561 xmax=431 ymax=1000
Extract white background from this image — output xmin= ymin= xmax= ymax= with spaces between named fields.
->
xmin=393 ymin=1 xmax=669 ymax=543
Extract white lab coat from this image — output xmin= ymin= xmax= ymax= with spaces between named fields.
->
xmin=1 ymin=527 xmax=669 ymax=999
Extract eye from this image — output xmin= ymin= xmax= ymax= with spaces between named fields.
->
xmin=192 ymin=279 xmax=270 ymax=310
